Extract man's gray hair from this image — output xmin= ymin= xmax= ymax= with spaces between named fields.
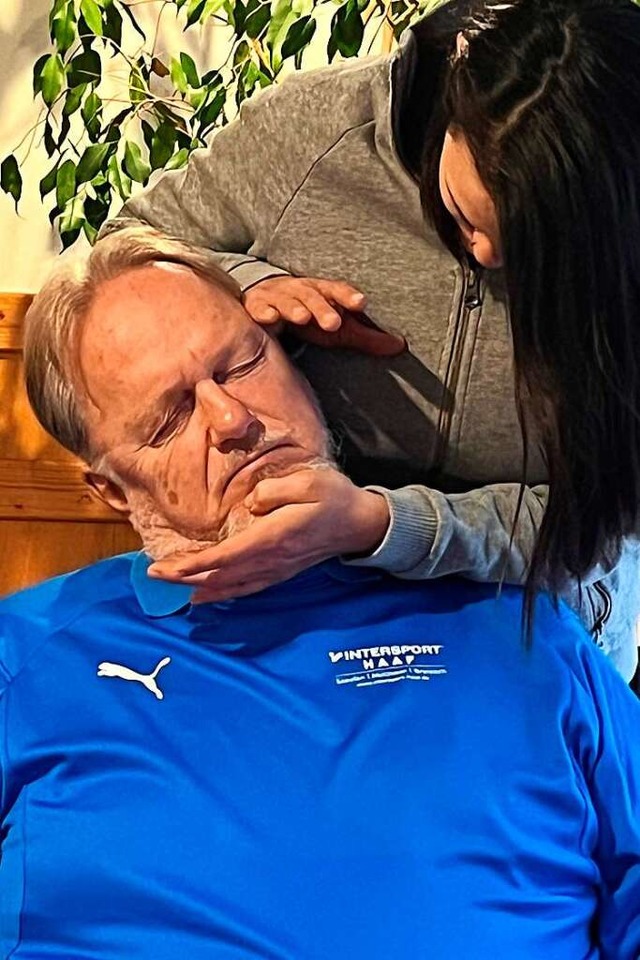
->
xmin=24 ymin=223 xmax=241 ymax=463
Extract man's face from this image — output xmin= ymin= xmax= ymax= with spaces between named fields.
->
xmin=79 ymin=262 xmax=332 ymax=557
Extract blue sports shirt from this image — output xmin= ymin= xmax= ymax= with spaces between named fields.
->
xmin=1 ymin=554 xmax=639 ymax=959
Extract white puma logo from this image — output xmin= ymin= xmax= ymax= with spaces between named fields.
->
xmin=97 ymin=656 xmax=172 ymax=700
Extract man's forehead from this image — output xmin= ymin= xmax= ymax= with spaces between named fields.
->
xmin=83 ymin=264 xmax=243 ymax=358
xmin=79 ymin=267 xmax=261 ymax=430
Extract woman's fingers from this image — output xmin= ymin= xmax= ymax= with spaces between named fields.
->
xmin=243 ymin=276 xmax=366 ymax=331
xmin=245 ymin=471 xmax=326 ymax=516
xmin=146 ymin=469 xmax=390 ymax=603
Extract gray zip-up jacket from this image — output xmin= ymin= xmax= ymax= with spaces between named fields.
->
xmin=105 ymin=27 xmax=640 ymax=679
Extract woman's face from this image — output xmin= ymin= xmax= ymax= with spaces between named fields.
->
xmin=439 ymin=129 xmax=503 ymax=269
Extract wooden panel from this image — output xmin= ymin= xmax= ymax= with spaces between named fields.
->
xmin=0 ymin=520 xmax=140 ymax=597
xmin=0 ymin=291 xmax=141 ymax=599
xmin=0 ymin=293 xmax=31 ymax=353
xmin=0 ymin=354 xmax=76 ymax=460
xmin=0 ymin=459 xmax=122 ymax=521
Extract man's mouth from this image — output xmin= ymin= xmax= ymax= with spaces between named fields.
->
xmin=221 ymin=442 xmax=299 ymax=494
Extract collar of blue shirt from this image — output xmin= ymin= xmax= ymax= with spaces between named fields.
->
xmin=130 ymin=552 xmax=384 ymax=619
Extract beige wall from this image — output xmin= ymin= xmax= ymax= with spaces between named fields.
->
xmin=0 ymin=0 xmax=389 ymax=294
xmin=0 ymin=1 xmax=58 ymax=292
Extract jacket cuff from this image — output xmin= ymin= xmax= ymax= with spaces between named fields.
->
xmin=227 ymin=258 xmax=290 ymax=293
xmin=342 ymin=485 xmax=439 ymax=573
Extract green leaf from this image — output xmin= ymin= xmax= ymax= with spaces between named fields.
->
xmin=231 ymin=0 xmax=246 ymax=34
xmin=81 ymin=90 xmax=101 ymax=124
xmin=55 ymin=113 xmax=71 ymax=149
xmin=188 ymin=87 xmax=207 ymax=110
xmin=170 ymin=57 xmax=188 ymax=94
xmin=238 ymin=60 xmax=260 ymax=99
xmin=156 ymin=102 xmax=188 ymax=133
xmin=245 ymin=3 xmax=270 ymax=38
xmin=48 ymin=0 xmax=66 ymax=30
xmin=180 ymin=52 xmax=199 ymax=88
xmin=39 ymin=163 xmax=60 ymax=200
xmin=103 ymin=2 xmax=123 ymax=47
xmin=44 ymin=120 xmax=56 ymax=157
xmin=233 ymin=40 xmax=250 ymax=69
xmin=33 ymin=54 xmax=49 ymax=96
xmin=84 ymin=193 xmax=110 ymax=231
xmin=123 ymin=141 xmax=151 ymax=183
xmin=41 ymin=54 xmax=65 ymax=107
xmin=199 ymin=0 xmax=226 ymax=20
xmin=197 ymin=88 xmax=226 ymax=136
xmin=83 ymin=220 xmax=98 ymax=244
xmin=51 ymin=1 xmax=76 ymax=56
xmin=80 ymin=0 xmax=103 ymax=35
xmin=201 ymin=68 xmax=222 ymax=87
xmin=165 ymin=147 xmax=191 ymax=171
xmin=141 ymin=119 xmax=155 ymax=152
xmin=281 ymin=15 xmax=316 ymax=59
xmin=266 ymin=0 xmax=293 ymax=49
xmin=128 ymin=64 xmax=147 ymax=103
xmin=150 ymin=122 xmax=177 ymax=170
xmin=185 ymin=0 xmax=207 ymax=27
xmin=330 ymin=0 xmax=364 ymax=58
xmin=1 ymin=155 xmax=22 ymax=209
xmin=63 ymin=83 xmax=86 ymax=116
xmin=92 ymin=172 xmax=109 ymax=191
xmin=81 ymin=90 xmax=102 ymax=140
xmin=104 ymin=107 xmax=129 ymax=144
xmin=61 ymin=228 xmax=82 ymax=249
xmin=266 ymin=0 xmax=298 ymax=71
xmin=56 ymin=159 xmax=77 ymax=209
xmin=107 ymin=154 xmax=132 ymax=201
xmin=176 ymin=129 xmax=193 ymax=150
xmin=68 ymin=49 xmax=101 ymax=87
xmin=61 ymin=218 xmax=82 ymax=243
xmin=76 ymin=142 xmax=111 ymax=183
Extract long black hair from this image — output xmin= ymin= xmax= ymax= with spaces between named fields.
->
xmin=416 ymin=0 xmax=640 ymax=630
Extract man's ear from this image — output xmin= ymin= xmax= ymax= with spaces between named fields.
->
xmin=84 ymin=471 xmax=130 ymax=515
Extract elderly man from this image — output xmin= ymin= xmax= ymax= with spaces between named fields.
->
xmin=1 ymin=227 xmax=639 ymax=960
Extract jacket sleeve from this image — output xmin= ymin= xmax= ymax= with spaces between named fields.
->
xmin=346 ymin=481 xmax=640 ymax=679
xmin=356 ymin=481 xmax=547 ymax=583
xmin=570 ymin=642 xmax=640 ymax=959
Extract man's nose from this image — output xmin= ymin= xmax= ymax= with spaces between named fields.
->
xmin=195 ymin=379 xmax=263 ymax=452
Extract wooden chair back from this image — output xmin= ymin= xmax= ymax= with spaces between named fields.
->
xmin=0 ymin=293 xmax=140 ymax=598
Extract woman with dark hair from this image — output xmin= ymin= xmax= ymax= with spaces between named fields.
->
xmin=103 ymin=0 xmax=640 ymax=678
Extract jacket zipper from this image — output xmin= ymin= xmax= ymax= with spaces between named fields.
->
xmin=433 ymin=262 xmax=483 ymax=473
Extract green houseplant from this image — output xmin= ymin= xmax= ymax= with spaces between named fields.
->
xmin=1 ymin=0 xmax=444 ymax=249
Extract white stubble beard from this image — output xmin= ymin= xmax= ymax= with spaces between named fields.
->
xmin=125 ymin=453 xmax=337 ymax=561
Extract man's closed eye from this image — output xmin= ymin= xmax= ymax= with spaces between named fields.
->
xmin=148 ymin=346 xmax=267 ymax=447
xmin=213 ymin=344 xmax=266 ymax=385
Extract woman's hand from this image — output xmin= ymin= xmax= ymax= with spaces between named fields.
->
xmin=147 ymin=468 xmax=390 ymax=603
xmin=243 ymin=276 xmax=405 ymax=356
